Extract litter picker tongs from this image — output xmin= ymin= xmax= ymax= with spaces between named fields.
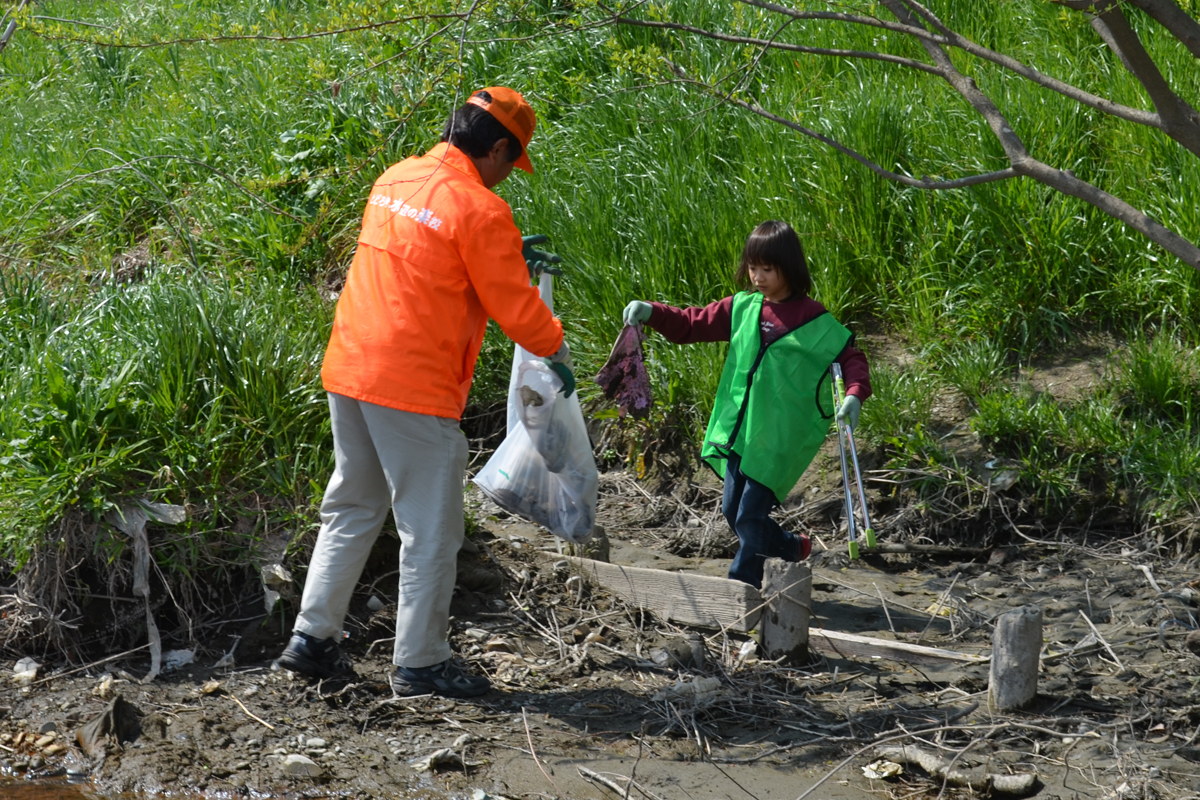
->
xmin=831 ymin=362 xmax=875 ymax=559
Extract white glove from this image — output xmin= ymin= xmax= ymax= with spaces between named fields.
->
xmin=622 ymin=301 xmax=652 ymax=327
xmin=836 ymin=395 xmax=862 ymax=432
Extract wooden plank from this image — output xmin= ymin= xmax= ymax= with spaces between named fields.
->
xmin=566 ymin=557 xmax=762 ymax=632
xmin=561 ymin=555 xmax=985 ymax=665
xmin=809 ymin=628 xmax=988 ymax=666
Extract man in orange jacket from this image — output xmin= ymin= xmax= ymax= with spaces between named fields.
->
xmin=276 ymin=87 xmax=573 ymax=698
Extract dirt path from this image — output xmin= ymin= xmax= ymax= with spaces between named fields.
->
xmin=4 ymin=471 xmax=1200 ymax=799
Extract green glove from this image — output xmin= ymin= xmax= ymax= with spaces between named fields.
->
xmin=836 ymin=395 xmax=862 ymax=432
xmin=544 ymin=343 xmax=576 ymax=398
xmin=623 ymin=300 xmax=652 ymax=326
xmin=522 ymin=234 xmax=563 ymax=280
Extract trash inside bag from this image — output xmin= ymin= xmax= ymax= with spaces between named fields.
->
xmin=594 ymin=324 xmax=652 ymax=419
xmin=516 ymin=360 xmax=571 ymax=473
xmin=474 ymin=276 xmax=598 ymax=544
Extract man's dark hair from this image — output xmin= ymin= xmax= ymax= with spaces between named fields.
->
xmin=440 ymin=91 xmax=523 ymax=163
xmin=734 ymin=220 xmax=813 ymax=298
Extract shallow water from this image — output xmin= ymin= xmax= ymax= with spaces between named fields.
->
xmin=2 ymin=780 xmax=102 ymax=800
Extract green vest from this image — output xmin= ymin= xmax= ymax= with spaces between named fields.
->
xmin=701 ymin=292 xmax=852 ymax=503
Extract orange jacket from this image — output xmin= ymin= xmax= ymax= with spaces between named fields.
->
xmin=322 ymin=143 xmax=564 ymax=419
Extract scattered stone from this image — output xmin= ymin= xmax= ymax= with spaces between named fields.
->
xmin=1185 ymin=629 xmax=1200 ymax=657
xmin=410 ymin=747 xmax=475 ymax=771
xmin=651 ymin=676 xmax=722 ymax=705
xmin=458 ymin=562 xmax=503 ymax=593
xmin=305 ymin=737 xmax=327 ymax=749
xmin=970 ymin=572 xmax=1002 ymax=592
xmin=35 ymin=733 xmax=55 ymax=748
xmin=651 ymin=634 xmax=706 ymax=669
xmin=463 ymin=628 xmax=489 ymax=642
xmin=281 ymin=753 xmax=323 ymax=778
xmin=39 ymin=721 xmax=58 ymax=734
xmin=12 ymin=657 xmax=40 ymax=686
xmin=162 ymin=649 xmax=195 ymax=672
xmin=200 ymin=680 xmax=221 ymax=695
xmin=367 ymin=595 xmax=385 ymax=612
xmin=862 ymin=759 xmax=903 ymax=779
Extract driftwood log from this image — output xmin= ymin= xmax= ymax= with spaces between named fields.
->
xmin=759 ymin=558 xmax=811 ymax=664
xmin=876 ymin=744 xmax=1038 ymax=795
xmin=988 ymin=605 xmax=1042 ymax=712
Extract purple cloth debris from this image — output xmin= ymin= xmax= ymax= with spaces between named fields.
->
xmin=594 ymin=324 xmax=653 ymax=420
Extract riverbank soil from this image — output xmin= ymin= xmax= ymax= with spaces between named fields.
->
xmin=4 ymin=451 xmax=1200 ymax=800
xmin=5 ymin=327 xmax=1200 ymax=800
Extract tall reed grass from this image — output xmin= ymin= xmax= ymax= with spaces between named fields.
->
xmin=2 ymin=0 xmax=1200 ymax=571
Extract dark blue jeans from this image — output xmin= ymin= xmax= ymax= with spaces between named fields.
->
xmin=723 ymin=453 xmax=802 ymax=589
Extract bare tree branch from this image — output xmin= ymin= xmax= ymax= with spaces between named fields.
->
xmin=18 ymin=12 xmax=466 ymax=49
xmin=1128 ymin=0 xmax=1200 ymax=59
xmin=615 ymin=1 xmax=1200 ymax=267
xmin=738 ymin=0 xmax=951 ymax=43
xmin=626 ymin=0 xmax=1160 ymax=127
xmin=1085 ymin=0 xmax=1200 ymax=157
xmin=1019 ymin=157 xmax=1200 ymax=269
xmin=0 ymin=0 xmax=34 ymax=55
xmin=879 ymin=0 xmax=1200 ymax=269
xmin=810 ymin=0 xmax=1161 ymax=127
xmin=711 ymin=86 xmax=1020 ymax=190
xmin=613 ymin=14 xmax=941 ymax=75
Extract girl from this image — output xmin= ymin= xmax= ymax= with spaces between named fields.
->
xmin=623 ymin=220 xmax=870 ymax=588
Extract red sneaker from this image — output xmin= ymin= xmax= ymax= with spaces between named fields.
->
xmin=797 ymin=533 xmax=812 ymax=561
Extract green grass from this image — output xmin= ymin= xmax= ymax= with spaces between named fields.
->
xmin=3 ymin=0 xmax=1200 ymax=603
xmin=0 ymin=267 xmax=332 ymax=567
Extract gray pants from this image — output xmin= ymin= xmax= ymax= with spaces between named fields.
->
xmin=294 ymin=393 xmax=468 ymax=668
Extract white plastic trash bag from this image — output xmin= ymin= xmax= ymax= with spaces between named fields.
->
xmin=474 ymin=276 xmax=598 ymax=543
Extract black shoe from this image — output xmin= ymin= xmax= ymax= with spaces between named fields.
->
xmin=274 ymin=631 xmax=354 ymax=679
xmin=391 ymin=659 xmax=490 ymax=698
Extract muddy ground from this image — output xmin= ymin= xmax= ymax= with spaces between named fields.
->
xmin=4 ymin=450 xmax=1200 ymax=800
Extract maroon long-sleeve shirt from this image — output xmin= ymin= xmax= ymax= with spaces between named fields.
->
xmin=647 ymin=295 xmax=872 ymax=400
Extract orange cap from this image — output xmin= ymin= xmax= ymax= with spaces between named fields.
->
xmin=467 ymin=86 xmax=537 ymax=174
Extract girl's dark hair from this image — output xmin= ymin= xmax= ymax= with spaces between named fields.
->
xmin=440 ymin=91 xmax=523 ymax=163
xmin=734 ymin=220 xmax=812 ymax=298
